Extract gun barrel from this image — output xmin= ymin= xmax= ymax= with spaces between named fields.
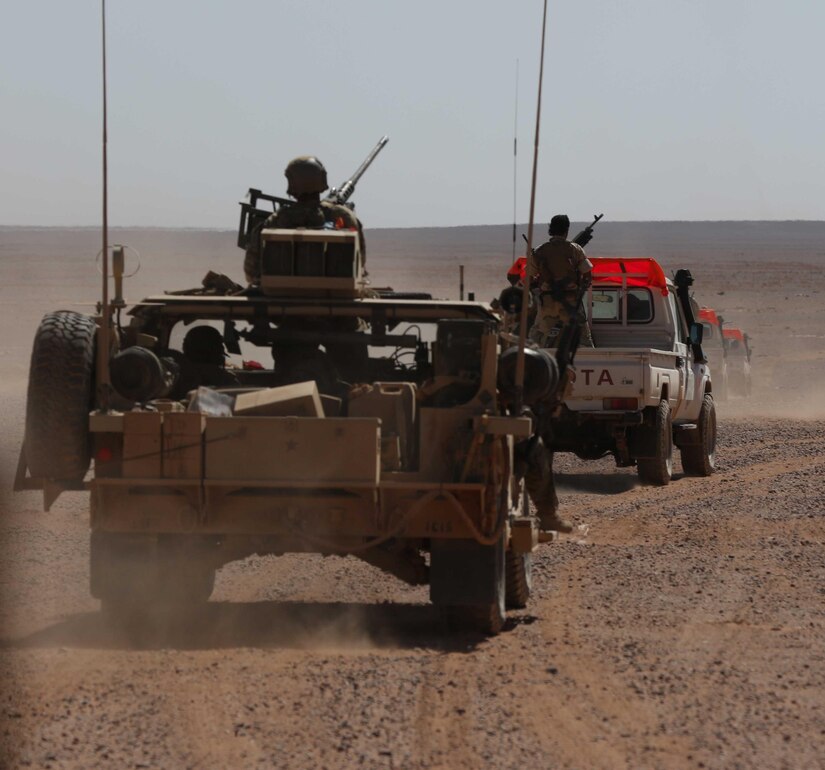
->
xmin=330 ymin=135 xmax=389 ymax=204
xmin=350 ymin=135 xmax=389 ymax=185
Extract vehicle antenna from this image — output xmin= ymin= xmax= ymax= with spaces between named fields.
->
xmin=512 ymin=58 xmax=519 ymax=263
xmin=514 ymin=0 xmax=549 ymax=409
xmin=97 ymin=0 xmax=112 ymax=411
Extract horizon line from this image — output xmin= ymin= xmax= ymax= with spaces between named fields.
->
xmin=2 ymin=218 xmax=825 ymax=233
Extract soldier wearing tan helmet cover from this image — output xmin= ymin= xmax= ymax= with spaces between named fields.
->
xmin=244 ymin=156 xmax=366 ymax=284
xmin=528 ymin=214 xmax=594 ymax=348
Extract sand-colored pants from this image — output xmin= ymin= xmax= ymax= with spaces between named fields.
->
xmin=528 ymin=296 xmax=593 ymax=348
xmin=516 ymin=437 xmax=559 ymax=526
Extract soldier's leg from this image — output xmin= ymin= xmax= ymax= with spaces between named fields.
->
xmin=523 ymin=439 xmax=572 ymax=534
xmin=544 ymin=304 xmax=570 ymax=349
xmin=577 ymin=308 xmax=594 ymax=347
xmin=532 ymin=302 xmax=565 ymax=349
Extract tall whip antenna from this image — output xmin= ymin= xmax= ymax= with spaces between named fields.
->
xmin=97 ymin=0 xmax=112 ymax=410
xmin=512 ymin=59 xmax=519 ymax=263
xmin=514 ymin=0 xmax=549 ymax=409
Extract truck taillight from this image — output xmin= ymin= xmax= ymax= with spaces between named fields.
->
xmin=603 ymin=398 xmax=638 ymax=411
xmin=96 ymin=447 xmax=113 ymax=463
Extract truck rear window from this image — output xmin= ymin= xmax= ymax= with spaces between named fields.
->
xmin=590 ymin=288 xmax=653 ymax=323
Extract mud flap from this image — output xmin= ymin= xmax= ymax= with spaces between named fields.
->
xmin=429 ymin=537 xmax=504 ymax=606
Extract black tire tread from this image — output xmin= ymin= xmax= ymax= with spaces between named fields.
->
xmin=637 ymin=399 xmax=673 ymax=486
xmin=505 ymin=550 xmax=532 ymax=609
xmin=681 ymin=393 xmax=717 ymax=476
xmin=25 ymin=311 xmax=96 ymax=480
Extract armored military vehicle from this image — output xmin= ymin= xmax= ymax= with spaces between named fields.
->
xmin=15 ymin=175 xmax=564 ymax=635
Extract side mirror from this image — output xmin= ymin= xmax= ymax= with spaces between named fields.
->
xmin=689 ymin=322 xmax=703 ymax=346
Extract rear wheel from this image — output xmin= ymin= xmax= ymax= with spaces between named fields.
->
xmin=505 ymin=549 xmax=532 ymax=609
xmin=24 ymin=311 xmax=97 ymax=480
xmin=431 ymin=534 xmax=506 ymax=635
xmin=681 ymin=393 xmax=717 ymax=476
xmin=637 ymin=399 xmax=673 ymax=486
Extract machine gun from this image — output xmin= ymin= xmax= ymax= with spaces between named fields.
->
xmin=570 ymin=213 xmax=603 ymax=248
xmin=236 ymin=136 xmax=389 ymax=250
xmin=327 ymin=135 xmax=389 ymax=207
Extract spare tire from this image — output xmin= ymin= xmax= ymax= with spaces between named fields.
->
xmin=24 ymin=311 xmax=97 ymax=481
xmin=498 ymin=346 xmax=559 ymax=406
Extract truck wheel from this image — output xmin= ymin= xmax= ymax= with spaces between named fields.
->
xmin=505 ymin=549 xmax=532 ymax=609
xmin=432 ymin=535 xmax=506 ymax=635
xmin=681 ymin=393 xmax=717 ymax=476
xmin=25 ymin=310 xmax=96 ymax=480
xmin=637 ymin=399 xmax=673 ymax=486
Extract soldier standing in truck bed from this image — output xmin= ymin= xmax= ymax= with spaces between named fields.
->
xmin=244 ymin=156 xmax=366 ymax=285
xmin=528 ymin=214 xmax=594 ymax=348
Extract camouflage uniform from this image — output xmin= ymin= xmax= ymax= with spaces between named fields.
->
xmin=516 ymin=435 xmax=571 ymax=534
xmin=528 ymin=236 xmax=594 ymax=348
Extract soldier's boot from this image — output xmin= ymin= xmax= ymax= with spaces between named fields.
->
xmin=537 ymin=506 xmax=574 ymax=538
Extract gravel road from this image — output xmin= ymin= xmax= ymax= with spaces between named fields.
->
xmin=2 ymin=226 xmax=824 ymax=769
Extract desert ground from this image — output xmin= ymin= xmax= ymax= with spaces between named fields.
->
xmin=1 ymin=222 xmax=824 ymax=769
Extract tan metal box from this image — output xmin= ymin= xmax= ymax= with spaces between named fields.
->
xmin=204 ymin=417 xmax=381 ymax=484
xmin=348 ymin=382 xmax=417 ymax=468
xmin=122 ymin=411 xmax=162 ymax=478
xmin=162 ymin=412 xmax=205 ymax=479
xmin=259 ymin=229 xmax=361 ymax=297
xmin=233 ymin=382 xmax=323 ymax=418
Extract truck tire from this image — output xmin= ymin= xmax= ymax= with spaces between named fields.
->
xmin=637 ymin=399 xmax=673 ymax=486
xmin=681 ymin=393 xmax=717 ymax=476
xmin=24 ymin=310 xmax=96 ymax=480
xmin=505 ymin=549 xmax=532 ymax=609
xmin=432 ymin=535 xmax=506 ymax=635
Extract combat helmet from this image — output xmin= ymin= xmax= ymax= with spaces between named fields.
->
xmin=183 ymin=325 xmax=226 ymax=366
xmin=285 ymin=156 xmax=329 ymax=198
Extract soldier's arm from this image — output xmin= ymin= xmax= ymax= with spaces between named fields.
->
xmin=572 ymin=243 xmax=593 ymax=275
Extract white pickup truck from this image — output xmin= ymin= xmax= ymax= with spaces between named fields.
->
xmin=546 ymin=258 xmax=717 ymax=485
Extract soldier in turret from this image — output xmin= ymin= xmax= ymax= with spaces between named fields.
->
xmin=243 ymin=156 xmax=365 ymax=285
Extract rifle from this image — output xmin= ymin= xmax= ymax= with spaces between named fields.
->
xmin=326 ymin=135 xmax=389 ymax=207
xmin=570 ymin=213 xmax=603 ymax=247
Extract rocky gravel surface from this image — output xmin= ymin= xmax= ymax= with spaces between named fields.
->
xmin=2 ymin=414 xmax=823 ymax=770
xmin=2 ymin=226 xmax=824 ymax=769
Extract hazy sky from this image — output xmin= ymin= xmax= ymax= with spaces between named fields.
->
xmin=1 ymin=1 xmax=823 ymax=228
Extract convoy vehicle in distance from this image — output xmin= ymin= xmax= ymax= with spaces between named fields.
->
xmin=16 ymin=219 xmax=566 ymax=635
xmin=723 ymin=327 xmax=752 ymax=396
xmin=698 ymin=306 xmax=729 ymax=400
xmin=546 ymin=258 xmax=717 ymax=485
